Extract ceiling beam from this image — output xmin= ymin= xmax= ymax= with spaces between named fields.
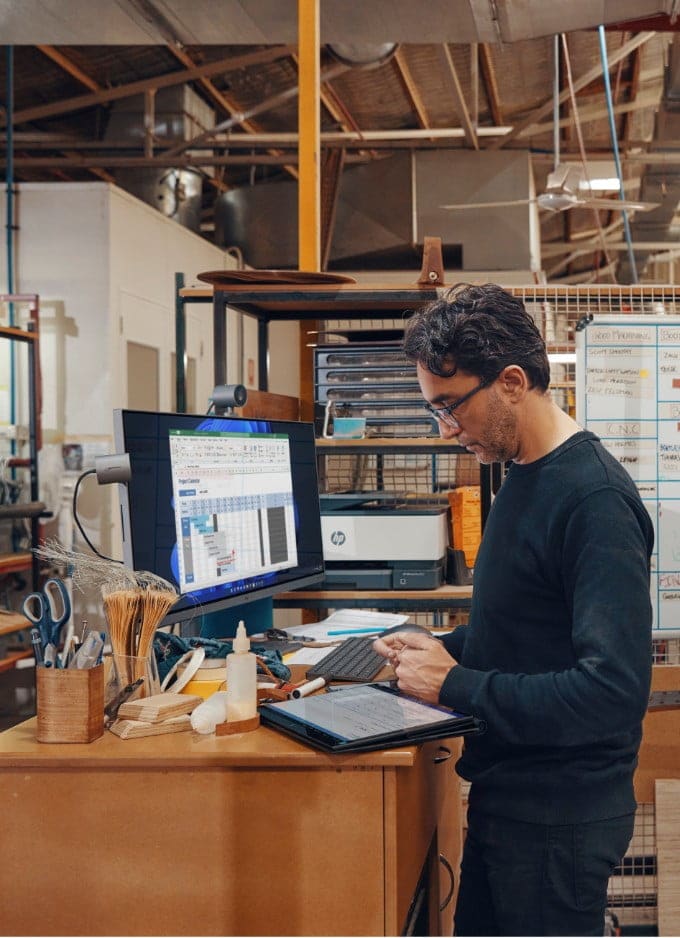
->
xmin=527 ymin=91 xmax=660 ymax=134
xmin=542 ymin=238 xmax=680 ymax=258
xmin=2 ymin=46 xmax=294 ymax=127
xmin=438 ymin=44 xmax=478 ymax=149
xmin=9 ymin=124 xmax=679 ymax=154
xmin=162 ymin=62 xmax=349 ymax=159
xmin=167 ymin=46 xmax=259 ymax=131
xmin=317 ymin=79 xmax=362 ymax=132
xmin=393 ymin=48 xmax=431 ymax=129
xmin=478 ymin=43 xmax=504 ymax=126
xmin=36 ymin=45 xmax=100 ymax=92
xmin=552 ymin=258 xmax=619 ymax=284
xmin=0 ymin=153 xmax=372 ymax=169
xmin=489 ymin=31 xmax=656 ymax=149
xmin=34 ymin=46 xmax=114 ymax=182
xmin=167 ymin=45 xmax=297 ymax=182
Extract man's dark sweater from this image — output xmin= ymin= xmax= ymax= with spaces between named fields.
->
xmin=440 ymin=430 xmax=653 ymax=825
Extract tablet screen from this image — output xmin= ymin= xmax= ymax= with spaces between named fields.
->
xmin=267 ymin=683 xmax=467 ymax=743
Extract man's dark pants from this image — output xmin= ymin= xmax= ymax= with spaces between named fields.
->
xmin=454 ymin=808 xmax=635 ymax=936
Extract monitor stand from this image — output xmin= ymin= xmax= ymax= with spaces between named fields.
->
xmin=198 ymin=597 xmax=274 ymax=639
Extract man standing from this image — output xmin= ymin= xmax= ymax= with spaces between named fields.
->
xmin=374 ymin=284 xmax=653 ymax=936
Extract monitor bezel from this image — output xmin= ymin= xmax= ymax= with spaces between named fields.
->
xmin=113 ymin=408 xmax=325 ymax=626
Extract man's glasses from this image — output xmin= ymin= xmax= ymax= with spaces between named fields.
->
xmin=423 ymin=377 xmax=494 ymax=429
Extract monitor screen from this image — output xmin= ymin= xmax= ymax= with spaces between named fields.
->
xmin=113 ymin=409 xmax=324 ymax=625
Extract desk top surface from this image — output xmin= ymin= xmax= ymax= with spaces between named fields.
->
xmin=0 ymin=716 xmax=424 ymax=770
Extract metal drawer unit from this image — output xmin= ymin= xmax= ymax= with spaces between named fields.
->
xmin=315 ymin=342 xmax=437 ymax=438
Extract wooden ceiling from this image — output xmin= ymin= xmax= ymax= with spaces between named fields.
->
xmin=0 ymin=23 xmax=677 ymax=283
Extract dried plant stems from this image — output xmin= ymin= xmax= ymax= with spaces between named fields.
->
xmin=137 ymin=589 xmax=177 ymax=659
xmin=104 ymin=587 xmax=177 ymax=685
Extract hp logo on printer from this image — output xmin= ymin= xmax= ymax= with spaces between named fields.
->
xmin=330 ymin=530 xmax=346 ymax=546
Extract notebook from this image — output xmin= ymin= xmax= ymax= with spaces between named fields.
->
xmin=259 ymin=682 xmax=484 ymax=754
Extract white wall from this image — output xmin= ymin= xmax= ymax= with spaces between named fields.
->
xmin=1 ymin=181 xmax=301 ymax=442
xmin=0 ymin=182 xmax=300 ymax=619
xmin=108 ymin=184 xmax=226 ymax=421
xmin=0 ymin=183 xmax=112 ymax=439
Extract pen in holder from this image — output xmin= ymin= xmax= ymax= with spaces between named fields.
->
xmin=36 ymin=663 xmax=104 ymax=743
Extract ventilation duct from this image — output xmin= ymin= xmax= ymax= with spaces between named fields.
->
xmin=103 ymin=85 xmax=213 ymax=232
xmin=5 ymin=0 xmax=678 ymax=44
xmin=215 ymin=149 xmax=540 ymax=272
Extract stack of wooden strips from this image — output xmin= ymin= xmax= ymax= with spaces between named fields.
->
xmin=110 ymin=692 xmax=201 ymax=739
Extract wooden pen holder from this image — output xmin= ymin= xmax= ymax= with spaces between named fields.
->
xmin=36 ymin=664 xmax=104 ymax=743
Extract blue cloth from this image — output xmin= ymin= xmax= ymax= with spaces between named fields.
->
xmin=153 ymin=631 xmax=291 ymax=683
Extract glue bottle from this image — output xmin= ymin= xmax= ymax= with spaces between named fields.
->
xmin=225 ymin=620 xmax=257 ymax=721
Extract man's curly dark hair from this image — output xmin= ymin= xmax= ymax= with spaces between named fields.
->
xmin=403 ymin=283 xmax=551 ymax=392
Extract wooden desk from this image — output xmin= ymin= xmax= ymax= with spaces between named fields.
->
xmin=0 ymin=718 xmax=462 ymax=936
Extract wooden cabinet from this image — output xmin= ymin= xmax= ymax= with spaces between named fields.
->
xmin=0 ymin=719 xmax=462 ymax=936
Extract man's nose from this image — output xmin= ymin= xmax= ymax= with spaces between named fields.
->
xmin=439 ymin=420 xmax=461 ymax=440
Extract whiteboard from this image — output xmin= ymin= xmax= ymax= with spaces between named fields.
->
xmin=576 ymin=314 xmax=680 ymax=635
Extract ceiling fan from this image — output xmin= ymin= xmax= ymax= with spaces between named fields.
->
xmin=440 ymin=162 xmax=660 ymax=214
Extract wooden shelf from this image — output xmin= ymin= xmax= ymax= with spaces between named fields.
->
xmin=316 ymin=437 xmax=465 ymax=451
xmin=0 ymin=611 xmax=29 ymax=637
xmin=276 ymin=584 xmax=473 ymax=610
xmin=0 ymin=501 xmax=46 ymax=520
xmin=0 ymin=552 xmax=32 ymax=575
xmin=0 ymin=649 xmax=33 ymax=675
xmin=0 ymin=324 xmax=38 ymax=345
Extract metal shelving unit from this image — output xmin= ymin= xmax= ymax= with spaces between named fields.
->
xmin=175 ymin=282 xmax=491 ymax=619
xmin=0 ymin=296 xmax=43 ymax=602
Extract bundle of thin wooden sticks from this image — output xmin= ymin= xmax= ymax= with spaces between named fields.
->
xmin=103 ymin=586 xmax=177 ymax=662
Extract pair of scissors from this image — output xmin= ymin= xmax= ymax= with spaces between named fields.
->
xmin=22 ymin=578 xmax=72 ymax=650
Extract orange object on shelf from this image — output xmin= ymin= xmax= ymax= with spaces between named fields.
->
xmin=447 ymin=486 xmax=482 ymax=569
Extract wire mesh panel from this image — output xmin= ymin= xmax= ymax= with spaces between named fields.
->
xmin=319 ymin=450 xmax=480 ymax=496
xmin=652 ymin=635 xmax=680 ymax=666
xmin=607 ymin=803 xmax=657 ymax=929
xmin=323 ymin=285 xmax=680 ymax=423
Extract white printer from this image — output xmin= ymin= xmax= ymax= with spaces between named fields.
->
xmin=320 ymin=496 xmax=449 ymax=589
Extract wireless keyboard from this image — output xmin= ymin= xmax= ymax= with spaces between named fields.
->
xmin=307 ymin=636 xmax=387 ymax=683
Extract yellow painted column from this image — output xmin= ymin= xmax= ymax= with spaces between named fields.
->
xmin=298 ymin=0 xmax=321 ymax=271
xmin=297 ymin=0 xmax=320 ymax=421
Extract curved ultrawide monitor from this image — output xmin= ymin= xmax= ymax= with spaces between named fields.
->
xmin=113 ymin=409 xmax=324 ymax=625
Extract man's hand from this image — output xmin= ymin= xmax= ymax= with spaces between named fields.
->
xmin=373 ymin=631 xmax=457 ymax=703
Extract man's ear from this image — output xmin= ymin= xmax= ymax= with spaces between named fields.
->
xmin=497 ymin=365 xmax=529 ymax=401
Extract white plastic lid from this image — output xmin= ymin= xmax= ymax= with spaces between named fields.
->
xmin=233 ymin=620 xmax=250 ymax=653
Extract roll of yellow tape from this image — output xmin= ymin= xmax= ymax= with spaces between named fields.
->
xmin=181 ymin=678 xmax=226 ymax=699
